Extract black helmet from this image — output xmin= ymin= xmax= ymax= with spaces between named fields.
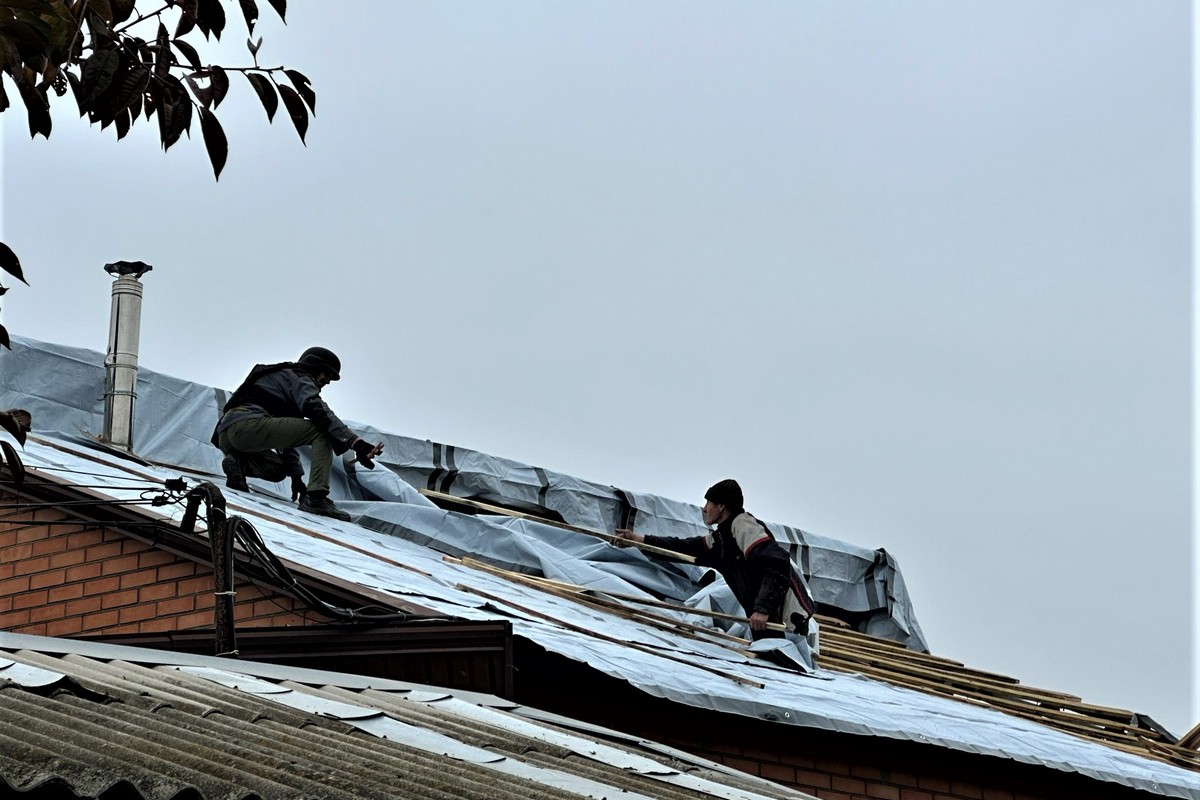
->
xmin=297 ymin=346 xmax=341 ymax=381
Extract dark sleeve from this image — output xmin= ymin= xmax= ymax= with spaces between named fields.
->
xmin=748 ymin=540 xmax=793 ymax=615
xmin=278 ymin=370 xmax=357 ymax=454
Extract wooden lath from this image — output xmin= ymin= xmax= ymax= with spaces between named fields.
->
xmin=420 ymin=489 xmax=1196 ymax=773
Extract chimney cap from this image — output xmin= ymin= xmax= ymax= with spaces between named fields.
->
xmin=104 ymin=261 xmax=153 ymax=279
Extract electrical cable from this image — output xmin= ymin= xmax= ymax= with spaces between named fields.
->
xmin=225 ymin=514 xmax=410 ymax=624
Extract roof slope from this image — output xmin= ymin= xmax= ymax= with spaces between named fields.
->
xmin=0 ymin=336 xmax=1196 ymax=797
xmin=0 ymin=633 xmax=809 ymax=800
xmin=5 ymin=435 xmax=1199 ymax=799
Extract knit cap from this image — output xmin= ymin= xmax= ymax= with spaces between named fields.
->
xmin=704 ymin=479 xmax=743 ymax=511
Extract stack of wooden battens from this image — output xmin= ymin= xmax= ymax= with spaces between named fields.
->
xmin=419 ymin=489 xmax=1199 ymax=772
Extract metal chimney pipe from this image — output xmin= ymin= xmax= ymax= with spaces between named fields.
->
xmin=102 ymin=261 xmax=152 ymax=451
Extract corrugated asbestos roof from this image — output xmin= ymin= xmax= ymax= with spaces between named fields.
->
xmin=0 ymin=634 xmax=811 ymax=800
xmin=7 ymin=436 xmax=1200 ymax=800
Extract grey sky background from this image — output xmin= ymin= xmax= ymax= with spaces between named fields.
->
xmin=1 ymin=2 xmax=1193 ymax=735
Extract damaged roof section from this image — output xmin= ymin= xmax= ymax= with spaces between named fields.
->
xmin=0 ymin=336 xmax=924 ymax=650
xmin=0 ymin=634 xmax=812 ymax=800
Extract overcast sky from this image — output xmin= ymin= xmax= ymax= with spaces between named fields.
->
xmin=1 ymin=2 xmax=1194 ymax=736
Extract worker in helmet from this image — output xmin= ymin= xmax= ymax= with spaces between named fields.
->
xmin=211 ymin=346 xmax=384 ymax=522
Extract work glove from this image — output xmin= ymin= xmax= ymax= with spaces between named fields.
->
xmin=351 ymin=438 xmax=383 ymax=469
xmin=290 ymin=474 xmax=308 ymax=502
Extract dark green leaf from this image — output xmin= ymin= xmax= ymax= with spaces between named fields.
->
xmin=0 ymin=410 xmax=30 ymax=447
xmin=172 ymin=38 xmax=202 ymax=71
xmin=16 ymin=81 xmax=50 ymax=138
xmin=0 ymin=243 xmax=27 ymax=285
xmin=265 ymin=0 xmax=286 ymax=22
xmin=0 ymin=326 xmax=9 ymax=352
xmin=197 ymin=0 xmax=226 ymax=41
xmin=115 ymin=62 xmax=149 ymax=112
xmin=64 ymin=68 xmax=84 ymax=116
xmin=199 ymin=107 xmax=228 ymax=180
xmin=244 ymin=71 xmax=276 ymax=121
xmin=154 ymin=23 xmax=170 ymax=78
xmin=0 ymin=286 xmax=8 ymax=296
xmin=174 ymin=0 xmax=197 ymax=38
xmin=185 ymin=70 xmax=213 ymax=108
xmin=247 ymin=35 xmax=262 ymax=57
xmin=114 ymin=106 xmax=131 ymax=139
xmin=0 ymin=74 xmax=8 ymax=113
xmin=111 ymin=0 xmax=135 ymax=24
xmin=277 ymin=83 xmax=307 ymax=144
xmin=79 ymin=47 xmax=119 ymax=104
xmin=284 ymin=68 xmax=314 ymax=113
xmin=239 ymin=0 xmax=259 ymax=34
xmin=209 ymin=65 xmax=229 ymax=108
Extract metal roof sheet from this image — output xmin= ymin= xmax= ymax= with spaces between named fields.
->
xmin=0 ymin=634 xmax=808 ymax=800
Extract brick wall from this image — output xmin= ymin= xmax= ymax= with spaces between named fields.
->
xmin=0 ymin=505 xmax=319 ymax=637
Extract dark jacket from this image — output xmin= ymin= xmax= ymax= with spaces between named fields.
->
xmin=645 ymin=510 xmax=816 ymax=631
xmin=211 ymin=362 xmax=358 ymax=465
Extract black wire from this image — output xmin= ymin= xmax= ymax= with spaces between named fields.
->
xmin=226 ymin=515 xmax=410 ymax=623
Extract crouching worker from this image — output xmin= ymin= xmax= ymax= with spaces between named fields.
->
xmin=211 ymin=346 xmax=384 ymax=522
xmin=614 ymin=479 xmax=816 ymax=642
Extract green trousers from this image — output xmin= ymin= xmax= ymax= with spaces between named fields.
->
xmin=218 ymin=416 xmax=334 ymax=493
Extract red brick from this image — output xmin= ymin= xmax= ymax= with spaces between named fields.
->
xmin=85 ymin=542 xmax=123 ymax=561
xmin=121 ymin=536 xmax=150 ymax=552
xmin=17 ymin=527 xmax=50 ymax=543
xmin=82 ymin=609 xmax=121 ymax=630
xmin=104 ymin=623 xmax=140 ymax=634
xmin=45 ymin=617 xmax=83 ymax=635
xmin=0 ymin=609 xmax=32 ymax=627
xmin=64 ymin=596 xmax=103 ymax=616
xmin=172 ymin=610 xmax=214 ymax=629
xmin=47 ymin=583 xmax=84 ymax=603
xmin=900 ymin=790 xmax=934 ymax=800
xmin=28 ymin=603 xmax=69 ymax=623
xmin=981 ymin=790 xmax=1013 ymax=800
xmin=0 ymin=563 xmax=13 ymax=579
xmin=760 ymin=763 xmax=797 ymax=783
xmin=918 ymin=778 xmax=951 ymax=793
xmin=949 ymin=785 xmax=983 ymax=800
xmin=832 ymin=777 xmax=866 ymax=795
xmin=194 ymin=592 xmax=215 ymax=609
xmin=0 ymin=596 xmax=10 ymax=613
xmin=29 ymin=570 xmax=67 ymax=591
xmin=796 ymin=770 xmax=833 ymax=790
xmin=818 ymin=792 xmax=852 ymax=800
xmin=31 ymin=537 xmax=68 ymax=556
xmin=851 ymin=765 xmax=885 ymax=781
xmin=14 ymin=556 xmax=54 ymax=577
xmin=0 ymin=575 xmax=31 ymax=595
xmin=156 ymin=596 xmax=195 ymax=616
xmin=101 ymin=589 xmax=139 ymax=609
xmin=866 ymin=786 xmax=901 ymax=800
xmin=138 ymin=583 xmax=176 ymax=602
xmin=85 ymin=576 xmax=122 ymax=595
xmin=101 ymin=555 xmax=142 ymax=575
xmin=157 ymin=562 xmax=198 ymax=580
xmin=177 ymin=575 xmax=214 ymax=596
xmin=815 ymin=758 xmax=853 ymax=776
xmin=137 ymin=550 xmax=176 ymax=569
xmin=67 ymin=530 xmax=105 ymax=549
xmin=48 ymin=550 xmax=86 ymax=568
xmin=119 ymin=571 xmax=155 ymax=590
xmin=118 ymin=604 xmax=156 ymax=624
xmin=65 ymin=563 xmax=103 ymax=582
xmin=2 ymin=543 xmax=33 ymax=560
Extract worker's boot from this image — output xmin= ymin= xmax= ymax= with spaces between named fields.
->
xmin=221 ymin=455 xmax=249 ymax=492
xmin=298 ymin=490 xmax=351 ymax=522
